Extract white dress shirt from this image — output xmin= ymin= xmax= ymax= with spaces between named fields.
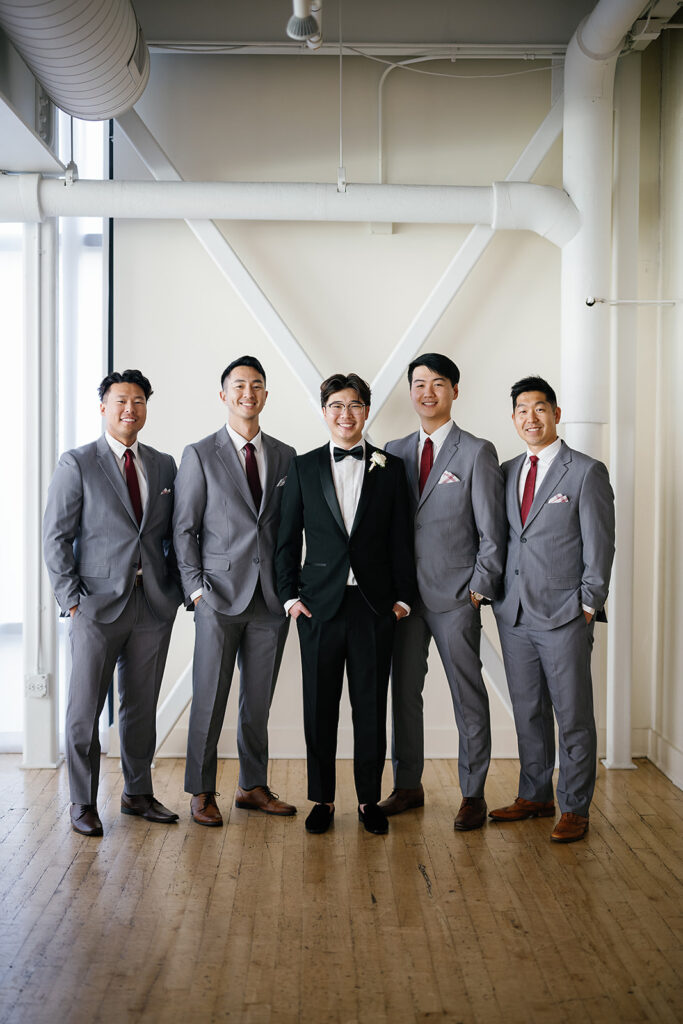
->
xmin=105 ymin=432 xmax=148 ymax=510
xmin=191 ymin=424 xmax=266 ymax=604
xmin=226 ymin=423 xmax=266 ymax=489
xmin=105 ymin=431 xmax=147 ymax=578
xmin=517 ymin=437 xmax=594 ymax=616
xmin=517 ymin=436 xmax=562 ymax=506
xmin=417 ymin=419 xmax=454 ymax=474
xmin=329 ymin=438 xmax=366 ymax=585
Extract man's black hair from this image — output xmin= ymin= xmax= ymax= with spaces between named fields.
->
xmin=320 ymin=372 xmax=371 ymax=408
xmin=221 ymin=356 xmax=267 ymax=389
xmin=510 ymin=375 xmax=557 ymax=411
xmin=407 ymin=353 xmax=460 ymax=387
xmin=98 ymin=369 xmax=152 ymax=402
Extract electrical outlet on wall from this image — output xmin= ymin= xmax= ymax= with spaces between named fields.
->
xmin=25 ymin=674 xmax=49 ymax=699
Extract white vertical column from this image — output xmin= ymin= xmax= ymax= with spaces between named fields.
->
xmin=22 ymin=218 xmax=61 ymax=768
xmin=604 ymin=53 xmax=641 ymax=770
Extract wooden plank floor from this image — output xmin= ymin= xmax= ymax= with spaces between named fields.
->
xmin=0 ymin=755 xmax=681 ymax=1024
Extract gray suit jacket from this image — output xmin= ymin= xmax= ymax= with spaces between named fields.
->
xmin=173 ymin=427 xmax=295 ymax=616
xmin=386 ymin=422 xmax=506 ymax=612
xmin=494 ymin=440 xmax=615 ymax=630
xmin=43 ymin=434 xmax=182 ymax=624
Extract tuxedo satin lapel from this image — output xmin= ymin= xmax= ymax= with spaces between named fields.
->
xmin=138 ymin=443 xmax=159 ymax=529
xmin=522 ymin=443 xmax=572 ymax=531
xmin=215 ymin=428 xmax=256 ymax=513
xmin=96 ymin=435 xmax=138 ymax=526
xmin=318 ymin=446 xmax=347 ymax=537
xmin=418 ymin=423 xmax=460 ymax=508
xmin=350 ymin=445 xmax=379 ymax=536
xmin=508 ymin=455 xmax=525 ymax=532
xmin=258 ymin=434 xmax=278 ymax=516
xmin=402 ymin=433 xmax=420 ymax=502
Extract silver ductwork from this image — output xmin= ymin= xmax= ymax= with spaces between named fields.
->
xmin=0 ymin=0 xmax=149 ymax=120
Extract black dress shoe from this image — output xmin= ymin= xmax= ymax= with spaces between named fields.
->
xmin=454 ymin=797 xmax=487 ymax=831
xmin=358 ymin=803 xmax=389 ymax=835
xmin=70 ymin=803 xmax=103 ymax=837
xmin=121 ymin=793 xmax=179 ymax=823
xmin=305 ymin=803 xmax=334 ymax=834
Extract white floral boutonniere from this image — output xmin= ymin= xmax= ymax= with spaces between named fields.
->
xmin=368 ymin=451 xmax=387 ymax=473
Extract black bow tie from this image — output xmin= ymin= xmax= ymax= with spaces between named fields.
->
xmin=333 ymin=445 xmax=364 ymax=463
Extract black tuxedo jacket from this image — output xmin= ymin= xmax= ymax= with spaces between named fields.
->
xmin=275 ymin=443 xmax=416 ymax=621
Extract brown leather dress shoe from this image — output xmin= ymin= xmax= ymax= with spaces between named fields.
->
xmin=234 ymin=785 xmax=297 ymax=816
xmin=550 ymin=812 xmax=589 ymax=843
xmin=70 ymin=803 xmax=103 ymax=837
xmin=454 ymin=797 xmax=487 ymax=831
xmin=190 ymin=792 xmax=223 ymax=827
xmin=121 ymin=793 xmax=179 ymax=823
xmin=378 ymin=785 xmax=424 ymax=816
xmin=489 ymin=797 xmax=556 ymax=821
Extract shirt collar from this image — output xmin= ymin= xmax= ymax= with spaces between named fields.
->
xmin=329 ymin=437 xmax=366 ymax=458
xmin=419 ymin=420 xmax=454 ymax=448
xmin=226 ymin=423 xmax=262 ymax=453
xmin=526 ymin=437 xmax=562 ymax=465
xmin=105 ymin=431 xmax=139 ymax=461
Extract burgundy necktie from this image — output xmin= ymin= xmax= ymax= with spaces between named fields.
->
xmin=123 ymin=448 xmax=143 ymax=525
xmin=418 ymin=437 xmax=433 ymax=496
xmin=244 ymin=442 xmax=263 ymax=510
xmin=520 ymin=454 xmax=539 ymax=525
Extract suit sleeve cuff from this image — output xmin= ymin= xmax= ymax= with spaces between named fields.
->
xmin=284 ymin=598 xmax=299 ymax=614
xmin=582 ymin=603 xmax=596 ymax=616
xmin=396 ymin=601 xmax=410 ymax=615
xmin=190 ymin=588 xmax=203 ymax=602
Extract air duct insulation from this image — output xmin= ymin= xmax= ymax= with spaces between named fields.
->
xmin=0 ymin=0 xmax=150 ymax=120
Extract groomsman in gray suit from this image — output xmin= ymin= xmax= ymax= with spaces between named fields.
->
xmin=43 ymin=369 xmax=183 ymax=836
xmin=490 ymin=376 xmax=615 ymax=842
xmin=173 ymin=356 xmax=296 ymax=826
xmin=379 ymin=353 xmax=506 ymax=830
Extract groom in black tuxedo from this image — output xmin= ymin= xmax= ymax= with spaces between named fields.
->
xmin=275 ymin=373 xmax=415 ymax=835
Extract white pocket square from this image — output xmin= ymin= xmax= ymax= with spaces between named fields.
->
xmin=160 ymin=487 xmax=172 ymax=495
xmin=548 ymin=493 xmax=569 ymax=504
xmin=438 ymin=471 xmax=460 ymax=485
xmin=277 ymin=477 xmax=287 ymax=487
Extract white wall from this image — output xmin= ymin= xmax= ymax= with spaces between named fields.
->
xmin=110 ymin=47 xmax=677 ymax=779
xmin=648 ymin=32 xmax=683 ymax=787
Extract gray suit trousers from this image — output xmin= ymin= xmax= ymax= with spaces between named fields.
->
xmin=184 ymin=584 xmax=289 ymax=794
xmin=67 ymin=586 xmax=174 ymax=804
xmin=391 ymin=601 xmax=490 ymax=797
xmin=496 ymin=613 xmax=597 ymax=816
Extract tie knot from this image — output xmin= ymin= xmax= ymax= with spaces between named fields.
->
xmin=244 ymin=442 xmax=254 ymax=454
xmin=124 ymin=448 xmax=135 ymax=463
xmin=529 ymin=455 xmax=538 ymax=466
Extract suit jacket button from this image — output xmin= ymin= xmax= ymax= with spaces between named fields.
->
xmin=514 ymin=569 xmax=519 ymax=575
xmin=521 ymin=538 xmax=527 ymax=544
xmin=253 ymin=557 xmax=260 ymax=564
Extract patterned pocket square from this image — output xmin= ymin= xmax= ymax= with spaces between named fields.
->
xmin=160 ymin=487 xmax=172 ymax=495
xmin=548 ymin=493 xmax=569 ymax=504
xmin=438 ymin=471 xmax=460 ymax=485
xmin=277 ymin=477 xmax=287 ymax=487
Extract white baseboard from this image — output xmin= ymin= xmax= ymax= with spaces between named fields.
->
xmin=647 ymin=729 xmax=683 ymax=790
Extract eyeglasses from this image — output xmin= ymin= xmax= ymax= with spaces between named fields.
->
xmin=325 ymin=402 xmax=366 ymax=413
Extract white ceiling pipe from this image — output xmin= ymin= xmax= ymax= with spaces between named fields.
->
xmin=492 ymin=181 xmax=580 ymax=248
xmin=0 ymin=0 xmax=149 ymax=120
xmin=560 ymin=0 xmax=648 ymax=453
xmin=0 ymin=174 xmax=579 ymax=245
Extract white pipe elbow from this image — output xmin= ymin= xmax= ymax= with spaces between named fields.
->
xmin=492 ymin=181 xmax=580 ymax=248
